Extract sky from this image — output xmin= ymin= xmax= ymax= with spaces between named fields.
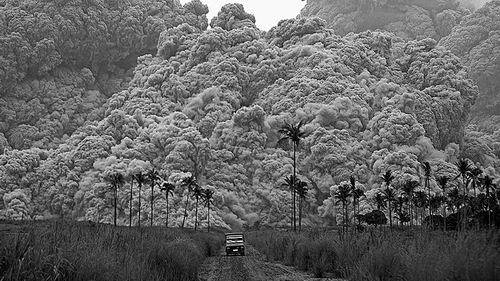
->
xmin=179 ymin=0 xmax=307 ymax=31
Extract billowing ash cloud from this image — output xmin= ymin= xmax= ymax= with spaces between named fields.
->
xmin=459 ymin=0 xmax=492 ymax=10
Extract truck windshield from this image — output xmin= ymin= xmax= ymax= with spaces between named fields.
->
xmin=226 ymin=234 xmax=244 ymax=244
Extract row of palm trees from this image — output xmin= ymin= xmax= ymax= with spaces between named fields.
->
xmin=366 ymin=160 xmax=498 ymax=230
xmin=104 ymin=118 xmax=498 ymax=233
xmin=104 ymin=170 xmax=214 ymax=231
xmin=334 ymin=176 xmax=366 ymax=232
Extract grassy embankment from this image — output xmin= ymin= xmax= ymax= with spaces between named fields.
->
xmin=248 ymin=229 xmax=500 ymax=281
xmin=0 ymin=220 xmax=223 ymax=281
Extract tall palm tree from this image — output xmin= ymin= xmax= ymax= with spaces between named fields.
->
xmin=192 ymin=184 xmax=203 ymax=231
xmin=374 ymin=193 xmax=386 ymax=211
xmin=129 ymin=174 xmax=134 ymax=227
xmin=147 ymin=169 xmax=160 ymax=226
xmin=134 ymin=172 xmax=147 ymax=228
xmin=448 ymin=188 xmax=462 ymax=212
xmin=421 ymin=162 xmax=432 ymax=222
xmin=469 ymin=167 xmax=483 ymax=197
xmin=413 ymin=191 xmax=428 ymax=225
xmin=180 ymin=175 xmax=197 ymax=229
xmin=350 ymin=176 xmax=364 ymax=229
xmin=278 ymin=120 xmax=306 ymax=232
xmin=160 ymin=181 xmax=175 ymax=228
xmin=481 ymin=175 xmax=497 ymax=228
xmin=334 ymin=183 xmax=351 ymax=234
xmin=203 ymin=189 xmax=215 ymax=232
xmin=402 ymin=180 xmax=419 ymax=227
xmin=381 ymin=170 xmax=395 ymax=228
xmin=106 ymin=172 xmax=125 ymax=227
xmin=394 ymin=196 xmax=409 ymax=226
xmin=382 ymin=187 xmax=396 ymax=228
xmin=296 ymin=178 xmax=308 ymax=232
xmin=282 ymin=174 xmax=297 ymax=230
xmin=436 ymin=176 xmax=450 ymax=231
xmin=455 ymin=158 xmax=471 ymax=230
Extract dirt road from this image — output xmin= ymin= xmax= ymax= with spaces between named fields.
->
xmin=198 ymin=244 xmax=343 ymax=281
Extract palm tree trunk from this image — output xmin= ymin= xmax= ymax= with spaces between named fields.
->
xmin=138 ymin=183 xmax=142 ymax=228
xmin=129 ymin=179 xmax=133 ymax=228
xmin=409 ymin=199 xmax=412 ymax=228
xmin=181 ymin=193 xmax=190 ymax=228
xmin=207 ymin=201 xmax=211 ymax=232
xmin=293 ymin=143 xmax=297 ymax=232
xmin=427 ymin=178 xmax=431 ymax=227
xmin=462 ymin=177 xmax=467 ymax=231
xmin=113 ymin=184 xmax=117 ymax=227
xmin=150 ymin=182 xmax=154 ymax=227
xmin=443 ymin=204 xmax=447 ymax=231
xmin=353 ymin=198 xmax=356 ymax=233
xmin=388 ymin=201 xmax=392 ymax=228
xmin=342 ymin=202 xmax=347 ymax=234
xmin=166 ymin=192 xmax=169 ymax=228
xmin=195 ymin=197 xmax=199 ymax=231
xmin=298 ymin=197 xmax=302 ymax=232
xmin=487 ymin=187 xmax=491 ymax=229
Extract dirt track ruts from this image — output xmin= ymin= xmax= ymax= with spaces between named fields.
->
xmin=198 ymin=244 xmax=344 ymax=281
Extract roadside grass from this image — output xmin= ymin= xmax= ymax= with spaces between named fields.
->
xmin=0 ymin=220 xmax=224 ymax=281
xmin=248 ymin=229 xmax=500 ymax=281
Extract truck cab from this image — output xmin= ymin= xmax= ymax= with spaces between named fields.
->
xmin=225 ymin=232 xmax=245 ymax=256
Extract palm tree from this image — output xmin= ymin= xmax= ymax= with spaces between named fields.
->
xmin=106 ymin=172 xmax=125 ymax=227
xmin=135 ymin=172 xmax=147 ymax=228
xmin=448 ymin=188 xmax=462 ymax=213
xmin=481 ymin=175 xmax=497 ymax=228
xmin=436 ymin=176 xmax=450 ymax=231
xmin=382 ymin=187 xmax=396 ymax=228
xmin=455 ymin=158 xmax=471 ymax=230
xmin=394 ymin=196 xmax=409 ymax=226
xmin=421 ymin=162 xmax=432 ymax=222
xmin=147 ymin=169 xmax=160 ymax=226
xmin=282 ymin=174 xmax=297 ymax=230
xmin=203 ymin=189 xmax=215 ymax=232
xmin=413 ymin=191 xmax=427 ymax=226
xmin=192 ymin=184 xmax=203 ymax=231
xmin=278 ymin=120 xmax=306 ymax=232
xmin=181 ymin=175 xmax=197 ymax=229
xmin=402 ymin=180 xmax=419 ymax=227
xmin=350 ymin=176 xmax=364 ymax=229
xmin=374 ymin=193 xmax=386 ymax=211
xmin=334 ymin=183 xmax=351 ymax=234
xmin=160 ymin=181 xmax=175 ymax=228
xmin=469 ymin=167 xmax=483 ymax=197
xmin=381 ymin=170 xmax=395 ymax=228
xmin=295 ymin=178 xmax=308 ymax=232
xmin=129 ymin=174 xmax=134 ymax=227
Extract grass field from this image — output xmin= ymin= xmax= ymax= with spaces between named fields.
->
xmin=248 ymin=228 xmax=500 ymax=281
xmin=0 ymin=220 xmax=224 ymax=281
xmin=2 ymin=221 xmax=499 ymax=281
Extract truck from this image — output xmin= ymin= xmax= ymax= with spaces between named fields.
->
xmin=225 ymin=232 xmax=245 ymax=256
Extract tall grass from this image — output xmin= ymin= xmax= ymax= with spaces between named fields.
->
xmin=0 ymin=220 xmax=224 ymax=281
xmin=248 ymin=229 xmax=500 ymax=281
